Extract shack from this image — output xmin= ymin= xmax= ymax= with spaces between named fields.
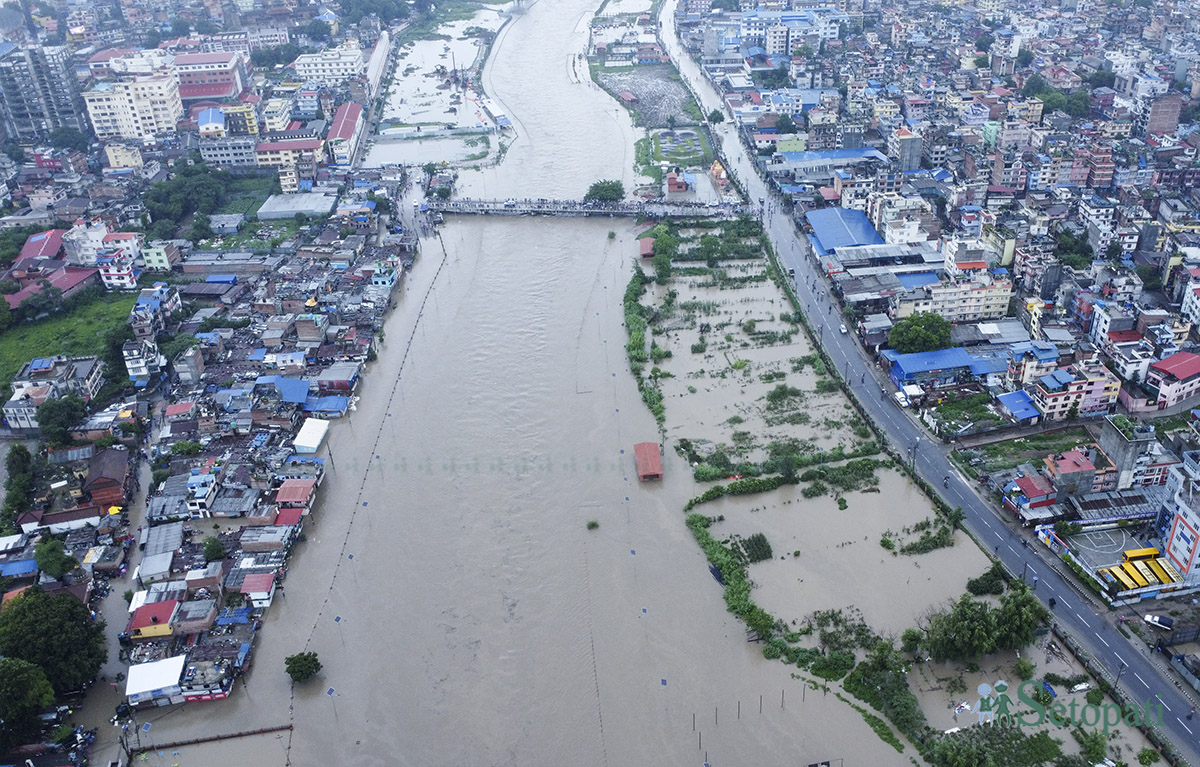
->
xmin=638 ymin=237 xmax=655 ymax=258
xmin=634 ymin=442 xmax=663 ymax=481
xmin=293 ymin=417 xmax=330 ymax=454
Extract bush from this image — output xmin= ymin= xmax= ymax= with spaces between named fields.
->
xmin=811 ymin=650 xmax=856 ymax=680
xmin=1138 ymin=747 xmax=1162 ymax=765
xmin=1086 ymin=688 xmax=1104 ymax=706
xmin=1014 ymin=657 xmax=1035 ymax=681
xmin=742 ymin=532 xmax=772 ymax=563
xmin=586 ymin=520 xmax=599 ymax=530
xmin=966 ymin=562 xmax=1007 ymax=595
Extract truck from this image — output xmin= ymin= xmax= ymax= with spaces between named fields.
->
xmin=892 ymin=384 xmax=924 ymax=408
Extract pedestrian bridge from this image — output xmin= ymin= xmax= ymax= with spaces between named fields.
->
xmin=425 ymin=198 xmax=749 ymax=218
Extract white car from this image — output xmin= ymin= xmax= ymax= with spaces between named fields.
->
xmin=1144 ymin=614 xmax=1174 ymax=630
xmin=839 ymin=323 xmax=848 ymax=334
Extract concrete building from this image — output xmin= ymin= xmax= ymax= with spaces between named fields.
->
xmin=261 ymin=99 xmax=292 ymax=133
xmin=2 ymin=356 xmax=104 ymax=431
xmin=1144 ymin=352 xmax=1200 ymax=409
xmin=84 ymin=75 xmax=184 ymax=140
xmin=199 ymin=135 xmax=258 ymax=168
xmin=888 ymin=127 xmax=922 ymax=172
xmin=105 ymin=144 xmax=143 ymax=170
xmin=0 ymin=44 xmax=85 ymax=141
xmin=326 ymin=102 xmax=363 ymax=166
xmin=889 ymin=270 xmax=1013 ymax=323
xmin=1028 ymin=357 xmax=1120 ymax=421
xmin=122 ymin=338 xmax=165 ymax=384
xmin=292 ymin=44 xmax=365 ymax=87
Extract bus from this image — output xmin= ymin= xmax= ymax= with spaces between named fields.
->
xmin=1158 ymin=558 xmax=1183 ymax=583
xmin=1107 ymin=566 xmax=1138 ymax=592
xmin=1120 ymin=562 xmax=1150 ymax=588
xmin=1124 ymin=547 xmax=1160 ymax=562
xmin=1146 ymin=558 xmax=1173 ymax=585
xmin=1131 ymin=560 xmax=1159 ymax=587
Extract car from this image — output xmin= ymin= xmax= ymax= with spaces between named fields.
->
xmin=839 ymin=323 xmax=847 ymax=333
xmin=1144 ymin=614 xmax=1174 ymax=630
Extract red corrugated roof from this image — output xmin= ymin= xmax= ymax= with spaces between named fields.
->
xmin=129 ymin=599 xmax=177 ymax=631
xmin=3 ymin=266 xmax=96 ymax=309
xmin=18 ymin=229 xmax=64 ymax=260
xmin=257 ymin=139 xmax=322 ymax=152
xmin=1107 ymin=330 xmax=1141 ymax=343
xmin=275 ymin=477 xmax=316 ymax=503
xmin=164 ymin=401 xmax=195 ymax=416
xmin=241 ymin=573 xmax=275 ymax=594
xmin=328 ymin=102 xmax=362 ymax=142
xmin=174 ymin=52 xmax=238 ymax=66
xmin=1151 ymin=352 xmax=1200 ymax=381
xmin=1015 ymin=474 xmax=1053 ymax=497
xmin=274 ymin=508 xmax=303 ymax=526
xmin=179 ymin=82 xmax=239 ymax=100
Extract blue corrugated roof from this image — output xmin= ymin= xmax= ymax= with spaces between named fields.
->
xmin=805 ymin=207 xmax=883 ymax=257
xmin=303 ymin=395 xmax=349 ymax=414
xmin=969 ymin=356 xmax=1009 ymax=375
xmin=255 ymin=375 xmax=310 ymax=404
xmin=247 ymin=348 xmax=266 ymax=362
xmin=998 ymin=390 xmax=1040 ymax=420
xmin=0 ymin=558 xmax=37 ymax=577
xmin=1038 ymin=369 xmax=1076 ymax=389
xmin=896 ymin=272 xmax=940 ymax=289
xmin=885 ymin=347 xmax=973 ymax=374
xmin=1009 ymin=340 xmax=1059 ymax=363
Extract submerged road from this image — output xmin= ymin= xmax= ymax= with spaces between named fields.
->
xmin=658 ymin=0 xmax=1200 ymax=759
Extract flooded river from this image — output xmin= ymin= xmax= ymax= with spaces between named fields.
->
xmin=80 ymin=1 xmax=915 ymax=765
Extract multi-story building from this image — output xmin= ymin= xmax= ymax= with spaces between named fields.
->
xmin=889 ymin=267 xmax=1013 ymax=323
xmin=326 ymin=102 xmax=363 ymax=166
xmin=1144 ymin=352 xmax=1200 ymax=410
xmin=83 ymin=75 xmax=184 ymax=140
xmin=63 ymin=219 xmax=110 ymax=267
xmin=2 ymin=355 xmax=105 ymax=431
xmin=122 ymin=339 xmax=165 ymax=385
xmin=198 ymin=135 xmax=258 ymax=168
xmin=261 ymin=98 xmax=293 ymax=133
xmin=97 ymin=246 xmax=137 ymax=290
xmin=292 ymin=44 xmax=366 ymax=87
xmin=0 ymin=44 xmax=86 ymax=141
xmin=887 ymin=127 xmax=921 ymax=172
xmin=1028 ymin=357 xmax=1121 ymax=421
xmin=255 ymin=137 xmax=324 ymax=168
xmin=142 ymin=241 xmax=182 ymax=272
xmin=1007 ymin=340 xmax=1060 ymax=388
xmin=128 ymin=283 xmax=180 ymax=340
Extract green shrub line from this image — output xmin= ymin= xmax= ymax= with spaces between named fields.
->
xmin=833 ymin=692 xmax=906 ymax=754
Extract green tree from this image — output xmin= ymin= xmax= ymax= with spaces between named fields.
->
xmin=993 ymin=582 xmax=1047 ymax=650
xmin=190 ymin=212 xmax=213 ymax=244
xmin=0 ymin=657 xmax=54 ymax=750
xmin=927 ymin=734 xmax=992 ymax=767
xmin=36 ymin=394 xmax=85 ymax=447
xmin=900 ymin=627 xmax=923 ymax=653
xmin=1066 ymin=402 xmax=1079 ymax=421
xmin=34 ymin=537 xmax=77 ymax=579
xmin=1086 ymin=70 xmax=1116 ymax=89
xmin=1021 ymin=73 xmax=1049 ymax=98
xmin=170 ymin=439 xmax=202 ymax=456
xmin=48 ymin=127 xmax=89 ymax=152
xmin=974 ymin=54 xmax=990 ymax=69
xmin=1014 ymin=656 xmax=1035 ymax=680
xmin=302 ymin=19 xmax=331 ymax=40
xmin=793 ymin=44 xmax=815 ymax=57
xmin=707 ymin=109 xmax=725 ymax=124
xmin=202 ymin=535 xmax=226 ymax=562
xmin=0 ymin=587 xmax=106 ymax=693
xmin=285 ymin=651 xmax=322 ymax=682
xmin=888 ymin=312 xmax=952 ymax=354
xmin=583 ymin=180 xmax=625 ymax=202
xmin=1064 ymin=89 xmax=1092 ymax=118
xmin=1016 ymin=49 xmax=1034 ymax=67
xmin=1136 ymin=264 xmax=1162 ymax=291
xmin=776 ymin=114 xmax=798 ymax=134
xmin=170 ymin=18 xmax=191 ymax=37
xmin=925 ymin=594 xmax=997 ymax=660
xmin=975 ymin=33 xmax=994 ymax=52
xmin=1105 ymin=240 xmax=1123 ymax=261
xmin=195 ymin=19 xmax=218 ymax=35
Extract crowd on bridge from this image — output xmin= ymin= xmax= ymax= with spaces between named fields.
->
xmin=426 ymin=197 xmax=750 ymax=216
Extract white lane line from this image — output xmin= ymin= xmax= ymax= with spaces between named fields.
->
xmin=993 ymin=531 xmax=1003 ymax=540
xmin=1098 ymin=636 xmax=1110 ymax=647
xmin=1057 ymin=596 xmax=1072 ymax=609
xmin=1134 ymin=672 xmax=1149 ymax=689
xmin=1115 ymin=653 xmax=1128 ymax=666
xmin=1158 ymin=697 xmax=1171 ymax=712
xmin=1007 ymin=545 xmax=1017 ymax=555
xmin=1179 ymin=718 xmax=1193 ymax=735
xmin=1075 ymin=613 xmax=1091 ymax=627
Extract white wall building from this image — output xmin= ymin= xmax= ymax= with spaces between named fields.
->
xmin=83 ymin=74 xmax=184 ymax=140
xmin=292 ymin=44 xmax=365 ymax=87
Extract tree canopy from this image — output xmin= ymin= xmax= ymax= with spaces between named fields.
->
xmin=707 ymin=109 xmax=725 ymax=124
xmin=584 ymin=180 xmax=625 ymax=202
xmin=1055 ymin=229 xmax=1094 ymax=270
xmin=37 ymin=394 xmax=85 ymax=447
xmin=776 ymin=114 xmax=798 ymax=134
xmin=975 ymin=32 xmax=994 ymax=52
xmin=340 ymin=0 xmax=410 ymax=24
xmin=285 ymin=651 xmax=322 ymax=682
xmin=34 ymin=537 xmax=77 ymax=579
xmin=0 ymin=587 xmax=106 ymax=694
xmin=144 ymin=162 xmax=232 ymax=225
xmin=0 ymin=657 xmax=54 ymax=750
xmin=1016 ymin=49 xmax=1034 ymax=67
xmin=202 ymin=535 xmax=227 ymax=562
xmin=888 ymin=312 xmax=952 ymax=354
xmin=301 ymin=19 xmax=331 ymax=40
xmin=926 ymin=594 xmax=997 ymax=660
xmin=250 ymin=43 xmax=303 ymax=69
xmin=974 ymin=54 xmax=990 ymax=69
xmin=48 ymin=127 xmax=89 ymax=152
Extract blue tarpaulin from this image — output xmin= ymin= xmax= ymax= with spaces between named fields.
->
xmin=255 ymin=375 xmax=310 ymax=404
xmin=0 ymin=559 xmax=37 ymax=577
xmin=998 ymin=390 xmax=1040 ymax=420
xmin=805 ymin=207 xmax=884 ymax=258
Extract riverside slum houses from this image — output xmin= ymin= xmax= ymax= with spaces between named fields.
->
xmin=118 ymin=254 xmax=402 ymax=707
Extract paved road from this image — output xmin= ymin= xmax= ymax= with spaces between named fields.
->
xmin=658 ymin=2 xmax=1200 ymax=759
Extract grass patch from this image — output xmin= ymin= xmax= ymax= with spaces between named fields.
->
xmin=587 ymin=519 xmax=599 ymax=530
xmin=0 ymin=294 xmax=135 ymax=389
xmin=961 ymin=427 xmax=1092 ymax=472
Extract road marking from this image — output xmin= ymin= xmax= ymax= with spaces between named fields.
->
xmin=1007 ymin=545 xmax=1017 ymax=555
xmin=1158 ymin=697 xmax=1171 ymax=712
xmin=1075 ymin=613 xmax=1090 ymax=627
xmin=1057 ymin=596 xmax=1071 ymax=609
xmin=1134 ymin=673 xmax=1149 ymax=689
xmin=1179 ymin=718 xmax=1193 ymax=735
xmin=1115 ymin=653 xmax=1128 ymax=666
xmin=993 ymin=531 xmax=1003 ymax=540
xmin=1098 ymin=635 xmax=1110 ymax=647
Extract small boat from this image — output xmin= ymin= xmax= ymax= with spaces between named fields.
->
xmin=708 ymin=563 xmax=724 ymax=585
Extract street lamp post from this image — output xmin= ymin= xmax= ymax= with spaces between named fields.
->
xmin=1022 ymin=561 xmax=1031 ymax=582
xmin=910 ymin=437 xmax=922 ymax=474
xmin=1116 ymin=662 xmax=1127 ymax=689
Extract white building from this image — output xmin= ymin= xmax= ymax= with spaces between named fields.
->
xmin=292 ymin=44 xmax=365 ymax=87
xmin=83 ymin=74 xmax=184 ymax=140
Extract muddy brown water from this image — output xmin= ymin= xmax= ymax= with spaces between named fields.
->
xmin=77 ymin=1 xmax=978 ymax=764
